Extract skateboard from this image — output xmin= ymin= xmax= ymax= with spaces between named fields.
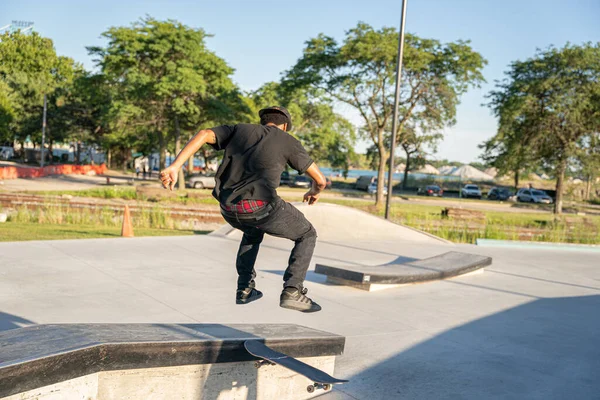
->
xmin=244 ymin=340 xmax=348 ymax=393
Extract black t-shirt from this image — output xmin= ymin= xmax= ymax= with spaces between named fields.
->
xmin=209 ymin=123 xmax=313 ymax=205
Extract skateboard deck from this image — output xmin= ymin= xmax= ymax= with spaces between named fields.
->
xmin=244 ymin=340 xmax=348 ymax=393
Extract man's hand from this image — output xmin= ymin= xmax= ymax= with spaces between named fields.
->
xmin=303 ymin=163 xmax=326 ymax=206
xmin=303 ymin=188 xmax=320 ymax=205
xmin=159 ymin=166 xmax=178 ymax=191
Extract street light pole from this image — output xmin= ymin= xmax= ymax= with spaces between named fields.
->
xmin=385 ymin=0 xmax=408 ymax=220
xmin=40 ymin=93 xmax=47 ymax=168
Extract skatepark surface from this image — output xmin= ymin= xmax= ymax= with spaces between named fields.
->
xmin=1 ymin=204 xmax=599 ymax=399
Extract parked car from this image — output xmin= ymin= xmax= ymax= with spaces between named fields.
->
xmin=487 ymin=187 xmax=511 ymax=201
xmin=461 ymin=184 xmax=482 ymax=199
xmin=187 ymin=173 xmax=216 ymax=189
xmin=368 ymin=179 xmax=388 ymax=195
xmin=355 ymin=175 xmax=376 ymax=191
xmin=517 ymin=189 xmax=553 ymax=204
xmin=515 ymin=188 xmax=531 ymax=199
xmin=280 ymin=171 xmax=293 ymax=186
xmin=0 ymin=146 xmax=14 ymax=160
xmin=417 ymin=185 xmax=443 ymax=197
xmin=290 ymin=175 xmax=312 ymax=188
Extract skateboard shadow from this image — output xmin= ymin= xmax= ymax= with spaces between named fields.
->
xmin=0 ymin=311 xmax=34 ymax=332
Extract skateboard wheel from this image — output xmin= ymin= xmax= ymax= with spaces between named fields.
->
xmin=323 ymin=384 xmax=331 ymax=391
xmin=254 ymin=361 xmax=261 ymax=369
xmin=307 ymin=385 xmax=315 ymax=393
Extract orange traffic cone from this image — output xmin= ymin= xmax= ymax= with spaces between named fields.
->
xmin=121 ymin=205 xmax=134 ymax=238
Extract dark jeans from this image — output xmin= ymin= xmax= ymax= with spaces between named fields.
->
xmin=221 ymin=197 xmax=317 ymax=291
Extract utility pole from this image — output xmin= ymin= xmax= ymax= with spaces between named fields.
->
xmin=41 ymin=94 xmax=47 ymax=167
xmin=385 ymin=0 xmax=408 ymax=220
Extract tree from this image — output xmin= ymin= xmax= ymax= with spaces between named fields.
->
xmin=399 ymin=127 xmax=442 ymax=188
xmin=485 ymin=43 xmax=600 ymax=213
xmin=574 ymin=132 xmax=600 ymax=200
xmin=0 ymin=31 xmax=77 ymax=159
xmin=285 ymin=23 xmax=486 ymax=204
xmin=479 ymin=124 xmax=537 ymax=189
xmin=0 ymin=80 xmax=16 ymax=142
xmin=88 ymin=17 xmax=241 ymax=187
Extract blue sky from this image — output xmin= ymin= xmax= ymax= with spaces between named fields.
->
xmin=3 ymin=0 xmax=599 ymax=163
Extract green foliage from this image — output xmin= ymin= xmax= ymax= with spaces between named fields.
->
xmin=484 ymin=43 xmax=600 ymax=213
xmin=0 ymin=31 xmax=78 ymax=148
xmin=285 ymin=22 xmax=486 ymax=203
xmin=88 ymin=17 xmax=247 ymax=170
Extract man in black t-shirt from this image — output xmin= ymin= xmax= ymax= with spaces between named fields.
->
xmin=160 ymin=106 xmax=327 ymax=313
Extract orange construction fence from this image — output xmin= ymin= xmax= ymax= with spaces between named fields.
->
xmin=0 ymin=163 xmax=108 ymax=180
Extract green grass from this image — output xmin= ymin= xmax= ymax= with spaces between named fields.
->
xmin=0 ymin=222 xmax=198 ymax=242
xmin=35 ymin=187 xmax=140 ymax=200
xmin=8 ymin=204 xmax=184 ymax=230
xmin=12 ymin=186 xmax=600 ymax=245
xmin=317 ymin=198 xmax=600 ymax=244
xmin=29 ymin=186 xmax=220 ymax=206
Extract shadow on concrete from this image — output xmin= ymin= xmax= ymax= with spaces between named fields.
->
xmin=263 ymin=270 xmax=329 ymax=285
xmin=327 ymin=295 xmax=600 ymax=400
xmin=381 ymin=255 xmax=421 ymax=265
xmin=487 ymin=269 xmax=600 ymax=292
xmin=264 ymin=255 xmax=419 ymax=286
xmin=0 ymin=311 xmax=34 ymax=332
xmin=153 ymin=323 xmax=259 ymax=400
xmin=319 ymin=240 xmax=422 ymax=259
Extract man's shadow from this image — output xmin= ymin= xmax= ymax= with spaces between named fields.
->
xmin=0 ymin=312 xmax=34 ymax=332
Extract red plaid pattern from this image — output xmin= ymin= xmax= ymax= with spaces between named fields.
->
xmin=222 ymin=199 xmax=267 ymax=213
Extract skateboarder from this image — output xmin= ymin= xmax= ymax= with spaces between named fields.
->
xmin=159 ymin=106 xmax=326 ymax=313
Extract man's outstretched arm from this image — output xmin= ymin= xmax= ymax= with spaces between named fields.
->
xmin=303 ymin=162 xmax=327 ymax=205
xmin=160 ymin=129 xmax=216 ymax=190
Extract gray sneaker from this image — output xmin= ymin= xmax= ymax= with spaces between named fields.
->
xmin=280 ymin=287 xmax=322 ymax=313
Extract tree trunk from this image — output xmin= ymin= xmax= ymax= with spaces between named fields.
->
xmin=75 ymin=142 xmax=81 ymax=164
xmin=375 ymin=140 xmax=387 ymax=206
xmin=122 ymin=147 xmax=128 ymax=173
xmin=158 ymin=131 xmax=166 ymax=170
xmin=585 ymin=174 xmax=592 ymax=200
xmin=107 ymin=148 xmax=112 ymax=169
xmin=402 ymin=150 xmax=411 ymax=190
xmin=187 ymin=154 xmax=194 ymax=175
xmin=554 ymin=159 xmax=567 ymax=215
xmin=174 ymin=116 xmax=185 ymax=190
xmin=203 ymin=149 xmax=210 ymax=172
xmin=514 ymin=168 xmax=520 ymax=190
xmin=48 ymin=140 xmax=53 ymax=165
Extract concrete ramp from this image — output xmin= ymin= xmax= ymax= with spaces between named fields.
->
xmin=211 ymin=202 xmax=448 ymax=243
xmin=315 ymin=251 xmax=491 ymax=291
xmin=0 ymin=324 xmax=345 ymax=400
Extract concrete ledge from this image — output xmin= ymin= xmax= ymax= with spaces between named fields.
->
xmin=315 ymin=251 xmax=491 ymax=289
xmin=0 ymin=324 xmax=345 ymax=398
xmin=476 ymin=239 xmax=600 ymax=252
xmin=326 ymin=268 xmax=485 ymax=291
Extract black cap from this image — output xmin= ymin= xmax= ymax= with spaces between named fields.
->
xmin=258 ymin=106 xmax=293 ymax=131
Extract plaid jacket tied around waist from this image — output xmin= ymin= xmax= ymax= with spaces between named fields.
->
xmin=221 ymin=199 xmax=268 ymax=214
